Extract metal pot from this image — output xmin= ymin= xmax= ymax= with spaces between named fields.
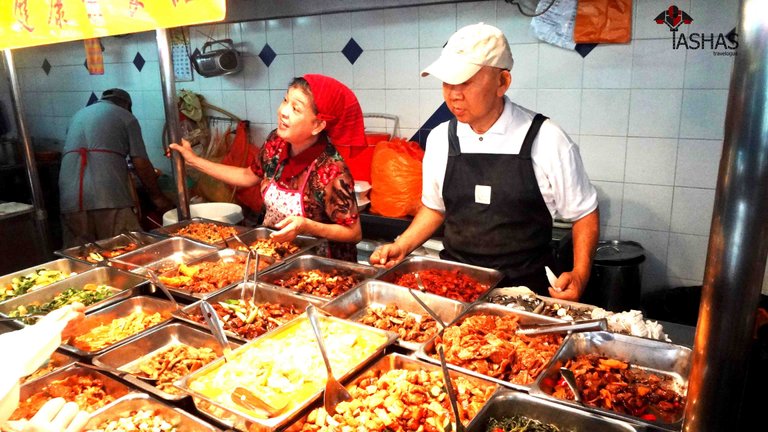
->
xmin=583 ymin=240 xmax=645 ymax=312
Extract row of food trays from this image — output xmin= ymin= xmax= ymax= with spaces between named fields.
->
xmin=0 ymin=217 xmax=691 ymax=432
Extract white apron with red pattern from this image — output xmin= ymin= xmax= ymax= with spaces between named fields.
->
xmin=262 ymin=161 xmax=317 ymax=227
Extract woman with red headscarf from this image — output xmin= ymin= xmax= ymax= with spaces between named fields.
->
xmin=170 ymin=74 xmax=364 ymax=261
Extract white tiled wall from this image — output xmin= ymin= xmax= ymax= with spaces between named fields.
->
xmin=6 ymin=0 xmax=759 ymax=295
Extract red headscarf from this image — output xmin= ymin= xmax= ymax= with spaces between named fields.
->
xmin=303 ymin=74 xmax=365 ymax=147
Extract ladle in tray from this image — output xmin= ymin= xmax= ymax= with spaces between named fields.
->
xmin=437 ymin=346 xmax=466 ymax=432
xmin=231 ymin=386 xmax=287 ymax=418
xmin=306 ymin=304 xmax=352 ymax=415
xmin=408 ymin=288 xmax=446 ymax=330
xmin=559 ymin=367 xmax=583 ymax=403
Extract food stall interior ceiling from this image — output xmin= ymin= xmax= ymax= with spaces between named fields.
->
xmin=225 ymin=0 xmax=462 ymax=22
xmin=1 ymin=0 xmax=767 ymax=297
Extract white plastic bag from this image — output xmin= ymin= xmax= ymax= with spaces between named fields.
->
xmin=531 ymin=0 xmax=578 ymax=50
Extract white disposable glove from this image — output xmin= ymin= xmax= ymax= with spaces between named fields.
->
xmin=3 ymin=398 xmax=89 ymax=432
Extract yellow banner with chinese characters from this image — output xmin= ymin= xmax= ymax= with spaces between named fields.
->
xmin=1 ymin=0 xmax=226 ymax=50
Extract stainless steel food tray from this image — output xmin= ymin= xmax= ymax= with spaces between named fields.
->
xmin=92 ymin=322 xmax=241 ymax=401
xmin=0 ymin=266 xmax=144 ymax=327
xmin=56 ymin=231 xmax=165 ymax=266
xmin=285 ymin=353 xmax=498 ymax=431
xmin=416 ymin=302 xmax=564 ymax=392
xmin=152 ymin=217 xmax=252 ymax=249
xmin=481 ymin=287 xmax=546 ymax=314
xmin=535 ymin=295 xmax=597 ymax=321
xmin=175 ymin=314 xmax=397 ymax=431
xmin=174 ymin=283 xmax=327 ymax=343
xmin=233 ymin=226 xmax=321 ymax=267
xmin=85 ymin=393 xmax=220 ymax=431
xmin=0 ymin=258 xmax=93 ymax=304
xmin=466 ymin=387 xmax=641 ymax=432
xmin=323 ymin=279 xmax=465 ymax=351
xmin=258 ymin=255 xmax=381 ymax=301
xmin=60 ymin=295 xmax=176 ymax=358
xmin=377 ymin=255 xmax=504 ymax=303
xmin=529 ymin=331 xmax=691 ymax=431
xmin=141 ymin=248 xmax=268 ymax=302
xmin=111 ymin=237 xmax=219 ymax=273
xmin=20 ymin=350 xmax=78 ymax=385
xmin=12 ymin=363 xmax=136 ymax=420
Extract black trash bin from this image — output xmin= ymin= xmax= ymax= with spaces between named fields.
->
xmin=582 ymin=240 xmax=645 ymax=312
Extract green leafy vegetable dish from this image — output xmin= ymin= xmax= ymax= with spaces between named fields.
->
xmin=10 ymin=284 xmax=116 ymax=323
xmin=1 ymin=269 xmax=76 ymax=302
xmin=487 ymin=416 xmax=573 ymax=432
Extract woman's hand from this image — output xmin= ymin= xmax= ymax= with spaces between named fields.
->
xmin=168 ymin=139 xmax=197 ymax=164
xmin=271 ymin=216 xmax=309 ymax=242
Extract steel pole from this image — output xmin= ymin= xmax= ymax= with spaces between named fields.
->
xmin=2 ymin=49 xmax=51 ymax=256
xmin=683 ymin=0 xmax=768 ymax=430
xmin=156 ymin=28 xmax=190 ymax=221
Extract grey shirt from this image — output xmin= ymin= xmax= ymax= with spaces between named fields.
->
xmin=59 ymin=100 xmax=149 ymax=213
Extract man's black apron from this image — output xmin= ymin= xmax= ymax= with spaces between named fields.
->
xmin=440 ymin=114 xmax=554 ymax=294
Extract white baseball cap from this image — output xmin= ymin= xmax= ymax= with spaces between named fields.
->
xmin=421 ymin=22 xmax=513 ymax=85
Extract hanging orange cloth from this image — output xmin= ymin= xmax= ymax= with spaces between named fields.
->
xmin=574 ymin=0 xmax=633 ymax=44
xmin=84 ymin=38 xmax=104 ymax=75
xmin=220 ymin=121 xmax=264 ymax=212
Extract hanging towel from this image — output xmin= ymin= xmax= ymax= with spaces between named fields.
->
xmin=84 ymin=38 xmax=104 ymax=75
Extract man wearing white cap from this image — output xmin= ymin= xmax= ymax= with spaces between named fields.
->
xmin=371 ymin=23 xmax=599 ymax=301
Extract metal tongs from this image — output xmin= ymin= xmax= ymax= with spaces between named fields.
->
xmin=241 ymin=249 xmax=260 ymax=303
xmin=199 ymin=300 xmax=232 ymax=361
xmin=516 ymin=318 xmax=608 ymax=336
xmin=144 ymin=268 xmax=179 ymax=310
xmin=144 ymin=267 xmax=193 ymax=320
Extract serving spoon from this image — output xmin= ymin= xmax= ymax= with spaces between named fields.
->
xmin=306 ymin=304 xmax=352 ymax=415
xmin=408 ymin=288 xmax=446 ymax=330
xmin=560 ymin=367 xmax=583 ymax=403
xmin=437 ymin=346 xmax=466 ymax=432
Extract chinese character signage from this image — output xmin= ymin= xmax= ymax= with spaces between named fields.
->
xmin=2 ymin=0 xmax=226 ymax=50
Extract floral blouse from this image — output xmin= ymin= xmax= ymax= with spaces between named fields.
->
xmin=251 ymin=131 xmax=359 ymax=262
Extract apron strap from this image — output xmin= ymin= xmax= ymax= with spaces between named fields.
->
xmin=447 ymin=118 xmax=461 ymax=157
xmin=63 ymin=147 xmax=125 ymax=211
xmin=519 ymin=114 xmax=549 ymax=159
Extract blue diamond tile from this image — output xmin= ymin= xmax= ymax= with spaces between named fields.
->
xmin=258 ymin=44 xmax=277 ymax=67
xmin=86 ymin=92 xmax=99 ymax=106
xmin=342 ymin=38 xmax=363 ymax=64
xmin=42 ymin=59 xmax=51 ymax=75
xmin=133 ymin=52 xmax=145 ymax=71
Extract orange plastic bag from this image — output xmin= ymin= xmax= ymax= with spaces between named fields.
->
xmin=370 ymin=138 xmax=424 ymax=218
xmin=220 ymin=121 xmax=264 ymax=213
xmin=574 ymin=0 xmax=632 ymax=44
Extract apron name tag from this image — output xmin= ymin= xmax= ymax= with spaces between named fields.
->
xmin=475 ymin=185 xmax=492 ymax=205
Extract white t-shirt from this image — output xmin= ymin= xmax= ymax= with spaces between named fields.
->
xmin=422 ymin=97 xmax=598 ymax=221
